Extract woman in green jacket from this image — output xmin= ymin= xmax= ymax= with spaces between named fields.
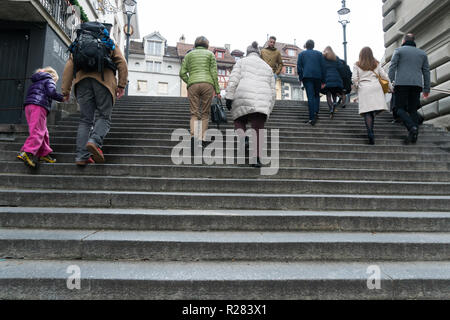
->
xmin=180 ymin=36 xmax=221 ymax=148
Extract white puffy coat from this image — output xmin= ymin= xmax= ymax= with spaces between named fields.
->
xmin=225 ymin=53 xmax=276 ymax=121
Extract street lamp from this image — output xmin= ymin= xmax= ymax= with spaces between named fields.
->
xmin=338 ymin=0 xmax=350 ymax=63
xmin=124 ymin=0 xmax=137 ymax=96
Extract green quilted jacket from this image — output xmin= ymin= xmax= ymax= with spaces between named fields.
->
xmin=179 ymin=47 xmax=220 ymax=94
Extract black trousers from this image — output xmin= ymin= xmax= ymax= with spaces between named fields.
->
xmin=394 ymin=85 xmax=422 ymax=131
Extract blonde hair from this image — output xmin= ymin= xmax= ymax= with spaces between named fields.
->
xmin=36 ymin=67 xmax=59 ymax=82
xmin=323 ymin=46 xmax=337 ymax=61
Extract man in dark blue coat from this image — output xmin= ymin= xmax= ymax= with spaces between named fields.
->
xmin=297 ymin=40 xmax=325 ymax=126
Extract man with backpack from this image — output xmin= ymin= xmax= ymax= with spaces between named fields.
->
xmin=62 ymin=22 xmax=128 ymax=166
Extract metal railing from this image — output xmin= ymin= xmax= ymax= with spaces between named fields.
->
xmin=38 ymin=0 xmax=80 ymax=39
xmin=431 ymin=88 xmax=450 ymax=95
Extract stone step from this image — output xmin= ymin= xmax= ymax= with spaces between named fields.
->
xmin=1 ymin=174 xmax=449 ymax=195
xmin=52 ymin=119 xmax=438 ymax=133
xmin=43 ymin=130 xmax=449 ymax=141
xmin=3 ymin=143 xmax=448 ymax=161
xmin=26 ymin=133 xmax=450 ymax=147
xmin=46 ymin=125 xmax=441 ymax=138
xmin=40 ymin=136 xmax=448 ymax=147
xmin=21 ymin=137 xmax=447 ymax=152
xmin=60 ymin=113 xmax=402 ymax=123
xmin=7 ymin=135 xmax=447 ymax=152
xmin=1 ymin=228 xmax=449 ymax=261
xmin=3 ymin=162 xmax=450 ymax=182
xmin=1 ymin=208 xmax=448 ymax=232
xmin=3 ymin=151 xmax=449 ymax=170
xmin=2 ymin=260 xmax=448 ymax=299
xmin=1 ymin=189 xmax=450 ymax=211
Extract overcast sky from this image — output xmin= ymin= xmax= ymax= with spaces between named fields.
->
xmin=136 ymin=0 xmax=385 ymax=67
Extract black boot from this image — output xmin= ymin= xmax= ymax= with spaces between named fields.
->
xmin=405 ymin=127 xmax=418 ymax=144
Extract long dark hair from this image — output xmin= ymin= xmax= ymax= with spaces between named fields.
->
xmin=356 ymin=47 xmax=379 ymax=71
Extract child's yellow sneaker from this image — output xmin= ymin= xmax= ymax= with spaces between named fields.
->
xmin=40 ymin=154 xmax=57 ymax=163
xmin=17 ymin=152 xmax=37 ymax=168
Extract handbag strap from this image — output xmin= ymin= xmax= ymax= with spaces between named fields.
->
xmin=371 ymin=70 xmax=381 ymax=80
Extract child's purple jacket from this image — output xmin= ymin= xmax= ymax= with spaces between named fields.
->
xmin=24 ymin=72 xmax=64 ymax=112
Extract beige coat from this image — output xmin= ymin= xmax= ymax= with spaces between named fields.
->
xmin=352 ymin=63 xmax=393 ymax=115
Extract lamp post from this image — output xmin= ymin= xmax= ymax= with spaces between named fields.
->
xmin=338 ymin=0 xmax=350 ymax=63
xmin=124 ymin=0 xmax=137 ymax=96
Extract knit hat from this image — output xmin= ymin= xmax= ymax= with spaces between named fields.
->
xmin=246 ymin=41 xmax=260 ymax=56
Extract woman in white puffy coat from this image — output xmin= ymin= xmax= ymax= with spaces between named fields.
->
xmin=225 ymin=42 xmax=276 ymax=167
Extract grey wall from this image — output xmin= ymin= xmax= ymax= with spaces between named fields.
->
xmin=42 ymin=24 xmax=69 ymax=92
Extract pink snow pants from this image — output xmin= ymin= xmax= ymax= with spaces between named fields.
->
xmin=21 ymin=104 xmax=53 ymax=157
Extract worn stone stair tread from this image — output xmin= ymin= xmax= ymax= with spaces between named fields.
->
xmin=1 ymin=228 xmax=450 ymax=243
xmin=2 ymin=161 xmax=450 ymax=175
xmin=3 ymin=173 xmax=450 ymax=185
xmin=0 ymin=207 xmax=449 ymax=218
xmin=2 ymin=188 xmax=450 ymax=199
xmin=1 ymin=207 xmax=449 ymax=232
xmin=1 ymin=259 xmax=450 ymax=281
xmin=3 ymin=151 xmax=449 ymax=170
xmin=2 ymin=174 xmax=450 ymax=196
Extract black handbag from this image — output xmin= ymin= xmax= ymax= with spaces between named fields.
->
xmin=210 ymin=96 xmax=228 ymax=129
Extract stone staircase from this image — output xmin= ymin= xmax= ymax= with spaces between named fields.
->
xmin=0 ymin=96 xmax=449 ymax=300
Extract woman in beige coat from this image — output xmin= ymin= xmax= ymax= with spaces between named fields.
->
xmin=352 ymin=47 xmax=393 ymax=145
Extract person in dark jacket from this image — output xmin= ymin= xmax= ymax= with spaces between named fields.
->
xmin=388 ymin=33 xmax=430 ymax=144
xmin=17 ymin=67 xmax=64 ymax=168
xmin=337 ymin=57 xmax=352 ymax=108
xmin=297 ymin=39 xmax=325 ymax=126
xmin=321 ymin=46 xmax=344 ymax=118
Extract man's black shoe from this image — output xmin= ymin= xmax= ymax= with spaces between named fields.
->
xmin=410 ymin=127 xmax=419 ymax=143
xmin=405 ymin=127 xmax=419 ymax=144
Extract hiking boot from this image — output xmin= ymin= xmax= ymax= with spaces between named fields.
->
xmin=76 ymin=157 xmax=95 ymax=167
xmin=17 ymin=152 xmax=37 ymax=168
xmin=86 ymin=142 xmax=105 ymax=163
xmin=39 ymin=154 xmax=57 ymax=163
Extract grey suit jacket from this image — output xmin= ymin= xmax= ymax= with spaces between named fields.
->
xmin=388 ymin=45 xmax=431 ymax=93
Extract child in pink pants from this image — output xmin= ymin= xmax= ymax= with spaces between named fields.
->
xmin=18 ymin=67 xmax=64 ymax=168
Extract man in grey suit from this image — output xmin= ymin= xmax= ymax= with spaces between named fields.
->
xmin=389 ymin=33 xmax=430 ymax=144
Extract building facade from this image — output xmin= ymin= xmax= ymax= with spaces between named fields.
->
xmin=127 ymin=32 xmax=181 ymax=96
xmin=381 ymin=0 xmax=450 ymax=129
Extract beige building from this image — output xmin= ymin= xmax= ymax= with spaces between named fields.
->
xmin=381 ymin=0 xmax=450 ymax=129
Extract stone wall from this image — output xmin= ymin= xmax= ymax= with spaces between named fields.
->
xmin=381 ymin=0 xmax=450 ymax=130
